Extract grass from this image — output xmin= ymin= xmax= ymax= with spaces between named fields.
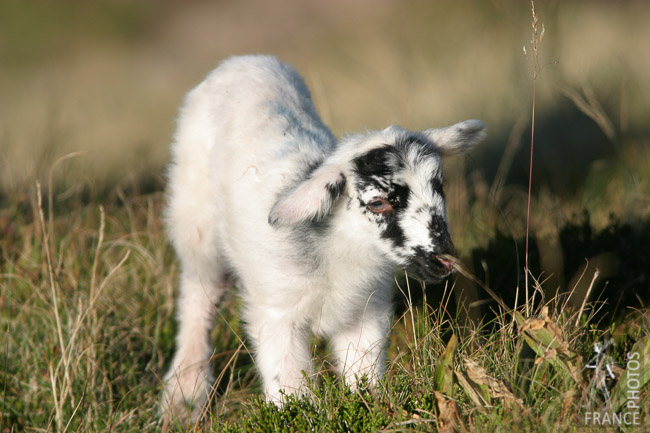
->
xmin=2 ymin=1 xmax=650 ymax=431
xmin=1 ymin=171 xmax=649 ymax=432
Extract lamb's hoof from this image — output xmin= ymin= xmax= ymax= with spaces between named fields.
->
xmin=160 ymin=397 xmax=203 ymax=429
xmin=160 ymin=375 xmax=212 ymax=428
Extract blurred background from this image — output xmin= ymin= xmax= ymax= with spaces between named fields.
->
xmin=1 ymin=0 xmax=649 ymax=319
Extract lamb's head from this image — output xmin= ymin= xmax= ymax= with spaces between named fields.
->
xmin=269 ymin=119 xmax=487 ymax=281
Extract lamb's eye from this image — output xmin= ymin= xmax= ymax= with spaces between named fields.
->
xmin=367 ymin=199 xmax=393 ymax=214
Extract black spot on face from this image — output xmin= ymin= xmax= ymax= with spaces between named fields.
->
xmin=352 ymin=146 xmax=395 ymax=180
xmin=428 ymin=214 xmax=454 ymax=253
xmin=352 ymin=146 xmax=411 ymax=248
xmin=428 ymin=214 xmax=446 ymax=237
xmin=379 ymin=183 xmax=410 ymax=247
xmin=395 ymin=133 xmax=444 ymax=198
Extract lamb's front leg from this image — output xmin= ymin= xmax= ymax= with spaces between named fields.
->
xmin=331 ymin=311 xmax=391 ymax=389
xmin=246 ymin=308 xmax=313 ymax=403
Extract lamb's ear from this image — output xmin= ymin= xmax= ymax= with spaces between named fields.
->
xmin=423 ymin=119 xmax=487 ymax=156
xmin=268 ymin=164 xmax=346 ymax=227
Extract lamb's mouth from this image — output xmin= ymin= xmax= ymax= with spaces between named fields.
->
xmin=405 ymin=254 xmax=457 ymax=282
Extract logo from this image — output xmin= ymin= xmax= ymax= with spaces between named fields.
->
xmin=582 ymin=339 xmax=641 ymax=427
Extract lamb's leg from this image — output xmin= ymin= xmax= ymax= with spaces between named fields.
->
xmin=162 ymin=184 xmax=228 ymax=423
xmin=331 ymin=311 xmax=391 ymax=389
xmin=245 ymin=308 xmax=312 ymax=404
xmin=162 ymin=263 xmax=227 ymax=423
xmin=163 ymin=142 xmax=229 ymax=423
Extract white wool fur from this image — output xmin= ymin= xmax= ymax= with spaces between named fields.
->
xmin=161 ymin=55 xmax=485 ymax=422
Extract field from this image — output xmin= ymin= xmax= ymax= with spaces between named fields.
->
xmin=1 ymin=1 xmax=649 ymax=431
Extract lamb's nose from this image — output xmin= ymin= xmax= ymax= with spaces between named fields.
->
xmin=433 ymin=238 xmax=456 ymax=274
xmin=434 ymin=254 xmax=456 ymax=274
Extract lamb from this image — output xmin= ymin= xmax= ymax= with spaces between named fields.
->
xmin=162 ymin=54 xmax=486 ymax=422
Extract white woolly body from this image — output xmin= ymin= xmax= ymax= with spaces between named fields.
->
xmin=162 ymin=55 xmax=486 ymax=422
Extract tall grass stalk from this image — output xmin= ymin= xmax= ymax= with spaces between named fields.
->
xmin=524 ymin=0 xmax=544 ymax=317
xmin=36 ymin=182 xmax=69 ymax=428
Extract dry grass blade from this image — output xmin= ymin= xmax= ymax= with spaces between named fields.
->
xmin=462 ymin=357 xmax=524 ymax=410
xmin=562 ymin=86 xmax=616 ymax=142
xmin=62 ymin=392 xmax=85 ymax=433
xmin=90 ymin=205 xmax=106 ymax=305
xmin=440 ymin=254 xmax=509 ymax=313
xmin=575 ymin=269 xmax=599 ymax=328
xmin=434 ymin=391 xmax=465 ymax=433
xmin=514 ymin=308 xmax=582 ymax=383
xmin=400 ymin=272 xmax=419 ymax=351
xmin=455 ymin=371 xmax=489 ymax=409
xmin=36 ymin=181 xmax=69 ymax=428
xmin=201 ymin=339 xmax=249 ymax=423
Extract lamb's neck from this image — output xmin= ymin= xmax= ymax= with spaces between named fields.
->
xmin=319 ymin=210 xmax=390 ymax=279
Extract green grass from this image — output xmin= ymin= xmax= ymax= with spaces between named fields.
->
xmin=1 ymin=183 xmax=649 ymax=432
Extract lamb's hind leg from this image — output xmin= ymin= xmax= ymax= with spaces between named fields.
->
xmin=162 ymin=262 xmax=227 ymax=423
xmin=162 ymin=254 xmax=227 ymax=423
xmin=162 ymin=185 xmax=228 ymax=422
